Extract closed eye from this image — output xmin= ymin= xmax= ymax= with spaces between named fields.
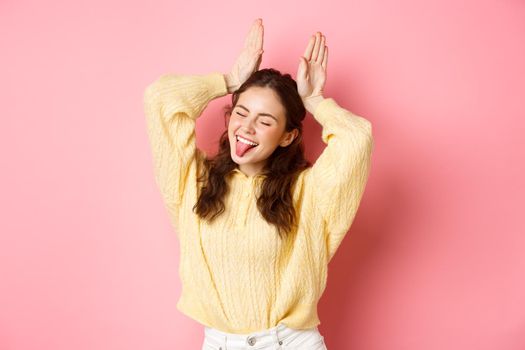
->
xmin=236 ymin=112 xmax=271 ymax=126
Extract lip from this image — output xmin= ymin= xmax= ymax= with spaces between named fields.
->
xmin=235 ymin=134 xmax=258 ymax=144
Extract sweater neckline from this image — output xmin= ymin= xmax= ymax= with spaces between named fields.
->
xmin=230 ymin=167 xmax=267 ymax=180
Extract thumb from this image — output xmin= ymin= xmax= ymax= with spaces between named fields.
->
xmin=297 ymin=56 xmax=308 ymax=80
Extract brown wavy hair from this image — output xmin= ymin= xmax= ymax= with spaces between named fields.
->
xmin=193 ymin=68 xmax=311 ymax=239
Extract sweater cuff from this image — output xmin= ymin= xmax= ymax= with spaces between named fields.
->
xmin=312 ymin=97 xmax=340 ymax=124
xmin=204 ymin=72 xmax=229 ymax=99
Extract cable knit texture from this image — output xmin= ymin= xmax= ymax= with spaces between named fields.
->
xmin=143 ymin=72 xmax=374 ymax=334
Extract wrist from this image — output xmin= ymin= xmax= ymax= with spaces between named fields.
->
xmin=223 ymin=74 xmax=237 ymax=94
xmin=302 ymin=95 xmax=325 ymax=114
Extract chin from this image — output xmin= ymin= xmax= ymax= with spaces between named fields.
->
xmin=230 ymin=154 xmax=239 ymax=164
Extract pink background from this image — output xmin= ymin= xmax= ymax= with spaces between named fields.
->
xmin=1 ymin=0 xmax=524 ymax=349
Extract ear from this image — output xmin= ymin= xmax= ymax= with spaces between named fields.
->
xmin=280 ymin=128 xmax=299 ymax=147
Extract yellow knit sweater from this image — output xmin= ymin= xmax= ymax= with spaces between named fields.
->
xmin=143 ymin=71 xmax=374 ymax=334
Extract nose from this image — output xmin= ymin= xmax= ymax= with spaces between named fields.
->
xmin=241 ymin=117 xmax=256 ymax=133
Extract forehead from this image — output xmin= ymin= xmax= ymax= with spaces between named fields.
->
xmin=236 ymin=87 xmax=285 ymax=119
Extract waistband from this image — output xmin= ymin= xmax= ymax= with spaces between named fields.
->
xmin=204 ymin=323 xmax=317 ymax=349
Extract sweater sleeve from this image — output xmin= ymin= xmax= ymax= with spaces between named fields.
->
xmin=304 ymin=98 xmax=374 ymax=263
xmin=143 ymin=72 xmax=228 ymax=207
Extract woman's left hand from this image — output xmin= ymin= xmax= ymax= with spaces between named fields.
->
xmin=296 ymin=32 xmax=328 ymax=112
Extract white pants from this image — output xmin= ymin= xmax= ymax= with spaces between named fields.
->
xmin=201 ymin=322 xmax=327 ymax=350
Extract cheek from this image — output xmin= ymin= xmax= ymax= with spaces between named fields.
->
xmin=228 ymin=119 xmax=241 ymax=131
xmin=260 ymin=129 xmax=282 ymax=145
xmin=227 ymin=121 xmax=235 ymax=135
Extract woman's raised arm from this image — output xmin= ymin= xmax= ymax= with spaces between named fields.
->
xmin=298 ymin=32 xmax=374 ymax=262
xmin=143 ymin=18 xmax=265 ymax=209
xmin=143 ymin=72 xmax=228 ymax=207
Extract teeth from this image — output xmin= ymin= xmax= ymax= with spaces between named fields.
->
xmin=236 ymin=135 xmax=258 ymax=146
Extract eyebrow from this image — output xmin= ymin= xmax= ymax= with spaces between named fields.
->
xmin=236 ymin=105 xmax=278 ymax=122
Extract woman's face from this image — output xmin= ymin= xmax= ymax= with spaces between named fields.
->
xmin=228 ymin=86 xmax=298 ymax=176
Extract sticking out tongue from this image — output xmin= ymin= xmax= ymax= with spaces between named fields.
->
xmin=236 ymin=139 xmax=257 ymax=157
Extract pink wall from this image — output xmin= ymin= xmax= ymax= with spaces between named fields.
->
xmin=1 ymin=0 xmax=524 ymax=349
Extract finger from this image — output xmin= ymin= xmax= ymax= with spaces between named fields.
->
xmin=297 ymin=56 xmax=307 ymax=80
xmin=252 ymin=18 xmax=262 ymax=49
xmin=322 ymin=45 xmax=328 ymax=70
xmin=317 ymin=35 xmax=326 ymax=63
xmin=252 ymin=20 xmax=264 ymax=52
xmin=312 ymin=32 xmax=321 ymax=62
xmin=245 ymin=19 xmax=259 ymax=49
xmin=303 ymin=35 xmax=315 ymax=61
xmin=258 ymin=21 xmax=264 ymax=50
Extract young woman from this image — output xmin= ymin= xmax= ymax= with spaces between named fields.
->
xmin=144 ymin=18 xmax=373 ymax=350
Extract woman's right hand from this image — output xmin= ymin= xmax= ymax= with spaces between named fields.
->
xmin=225 ymin=18 xmax=264 ymax=93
